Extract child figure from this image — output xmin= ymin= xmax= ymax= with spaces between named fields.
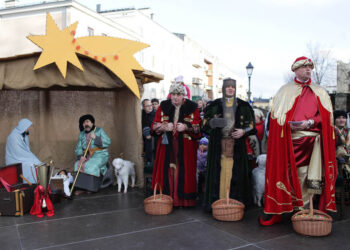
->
xmin=53 ymin=170 xmax=74 ymax=197
xmin=197 ymin=137 xmax=209 ymax=194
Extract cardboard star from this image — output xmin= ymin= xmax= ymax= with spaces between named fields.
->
xmin=27 ymin=12 xmax=149 ymax=98
xmin=27 ymin=13 xmax=83 ymax=78
xmin=75 ymin=36 xmax=149 ymax=98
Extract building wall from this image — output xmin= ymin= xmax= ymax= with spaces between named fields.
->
xmin=0 ymin=7 xmax=66 ymax=57
xmin=337 ymin=61 xmax=350 ymax=93
xmin=335 ymin=60 xmax=350 ymax=110
xmin=0 ymin=1 xmax=141 ymax=58
xmin=0 ymin=1 xmax=246 ymax=101
xmin=101 ymin=10 xmax=189 ymax=100
xmin=101 ymin=8 xmax=246 ymax=101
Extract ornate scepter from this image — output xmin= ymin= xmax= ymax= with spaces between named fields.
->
xmin=70 ymin=127 xmax=97 ymax=194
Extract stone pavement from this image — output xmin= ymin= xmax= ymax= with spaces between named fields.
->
xmin=1 ymin=187 xmax=349 ymax=250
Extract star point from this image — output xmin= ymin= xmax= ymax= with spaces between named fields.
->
xmin=27 ymin=12 xmax=149 ymax=98
xmin=27 ymin=13 xmax=83 ymax=78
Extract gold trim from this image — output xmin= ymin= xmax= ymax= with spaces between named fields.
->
xmin=203 ymin=118 xmax=207 ymax=126
xmin=160 ymin=112 xmax=169 ymax=122
xmin=183 ymin=134 xmax=192 ymax=140
xmin=271 ymin=83 xmax=302 ymax=125
xmin=309 ymin=84 xmax=334 ymax=123
xmin=264 ymin=209 xmax=294 ymax=215
xmin=292 ymin=131 xmax=319 ymax=140
xmin=15 ymin=190 xmax=19 ymax=212
xmin=271 ymin=81 xmax=333 ymax=126
xmin=326 ymin=200 xmax=336 ymax=208
xmin=266 ymin=195 xmax=292 ymax=205
xmin=276 ymin=181 xmax=291 ymax=196
xmin=19 ymin=192 xmax=24 ymax=216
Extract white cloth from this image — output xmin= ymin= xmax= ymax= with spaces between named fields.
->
xmin=5 ymin=119 xmax=41 ymax=184
xmin=52 ymin=172 xmax=74 ymax=196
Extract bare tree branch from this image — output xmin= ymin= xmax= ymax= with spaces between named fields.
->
xmin=306 ymin=42 xmax=336 ymax=86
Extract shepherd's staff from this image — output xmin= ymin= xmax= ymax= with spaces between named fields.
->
xmin=70 ymin=127 xmax=97 ymax=194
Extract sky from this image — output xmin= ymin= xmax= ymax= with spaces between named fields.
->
xmin=2 ymin=0 xmax=350 ymax=98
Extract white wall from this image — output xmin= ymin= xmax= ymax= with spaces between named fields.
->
xmin=0 ymin=1 xmax=141 ymax=58
xmin=101 ymin=9 xmax=246 ymax=101
xmin=0 ymin=1 xmax=247 ymax=101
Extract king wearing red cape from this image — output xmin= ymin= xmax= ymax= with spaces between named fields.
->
xmin=261 ymin=56 xmax=337 ymax=226
xmin=151 ymin=83 xmax=201 ymax=207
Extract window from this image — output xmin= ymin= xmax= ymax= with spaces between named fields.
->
xmin=88 ymin=27 xmax=94 ymax=36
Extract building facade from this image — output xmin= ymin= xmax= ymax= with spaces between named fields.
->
xmin=0 ymin=0 xmax=246 ymax=101
xmin=335 ymin=60 xmax=350 ymax=110
xmin=99 ymin=6 xmax=246 ymax=101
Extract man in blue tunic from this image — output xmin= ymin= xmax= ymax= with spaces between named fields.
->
xmin=74 ymin=114 xmax=111 ymax=194
xmin=6 ymin=118 xmax=42 ymax=184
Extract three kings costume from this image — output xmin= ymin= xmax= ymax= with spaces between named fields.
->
xmin=265 ymin=74 xmax=337 ymax=215
xmin=203 ymin=79 xmax=256 ymax=209
xmin=151 ymin=99 xmax=201 ymax=207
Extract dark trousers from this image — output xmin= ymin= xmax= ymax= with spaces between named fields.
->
xmin=144 ymin=138 xmax=153 ymax=163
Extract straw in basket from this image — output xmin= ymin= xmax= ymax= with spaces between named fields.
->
xmin=144 ymin=183 xmax=173 ymax=215
xmin=211 ymin=188 xmax=245 ymax=221
xmin=291 ymin=195 xmax=333 ymax=236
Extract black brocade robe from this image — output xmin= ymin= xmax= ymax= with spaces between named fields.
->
xmin=151 ymin=99 xmax=201 ymax=205
xmin=202 ymin=98 xmax=256 ymax=209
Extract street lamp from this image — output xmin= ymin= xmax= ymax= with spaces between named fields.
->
xmin=246 ymin=62 xmax=254 ymax=104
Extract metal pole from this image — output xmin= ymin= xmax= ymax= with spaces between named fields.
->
xmin=248 ymin=76 xmax=251 ymax=103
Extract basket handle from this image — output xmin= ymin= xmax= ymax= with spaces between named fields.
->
xmin=309 ymin=195 xmax=314 ymax=217
xmin=226 ymin=188 xmax=230 ymax=205
xmin=153 ymin=183 xmax=163 ymax=200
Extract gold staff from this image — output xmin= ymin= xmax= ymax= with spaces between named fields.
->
xmin=70 ymin=127 xmax=97 ymax=194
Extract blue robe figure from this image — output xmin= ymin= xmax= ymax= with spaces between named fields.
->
xmin=6 ymin=118 xmax=41 ymax=184
xmin=74 ymin=115 xmax=111 ymax=178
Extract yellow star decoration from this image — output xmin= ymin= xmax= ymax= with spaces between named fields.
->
xmin=27 ymin=13 xmax=82 ymax=78
xmin=27 ymin=13 xmax=149 ymax=98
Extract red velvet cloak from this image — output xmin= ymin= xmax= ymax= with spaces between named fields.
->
xmin=264 ymin=82 xmax=337 ymax=214
xmin=151 ymin=99 xmax=201 ymax=201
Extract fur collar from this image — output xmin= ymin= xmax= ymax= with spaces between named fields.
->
xmin=160 ymin=99 xmax=198 ymax=117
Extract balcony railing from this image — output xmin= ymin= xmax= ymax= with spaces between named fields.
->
xmin=192 ymin=77 xmax=203 ymax=85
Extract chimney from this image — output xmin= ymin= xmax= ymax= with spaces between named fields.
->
xmin=5 ymin=0 xmax=19 ymax=8
xmin=96 ymin=4 xmax=101 ymax=13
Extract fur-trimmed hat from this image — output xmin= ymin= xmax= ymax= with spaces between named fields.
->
xmin=222 ymin=78 xmax=236 ymax=98
xmin=334 ymin=110 xmax=347 ymax=121
xmin=291 ymin=56 xmax=314 ymax=72
xmin=79 ymin=114 xmax=95 ymax=131
xmin=169 ymin=83 xmax=186 ymax=95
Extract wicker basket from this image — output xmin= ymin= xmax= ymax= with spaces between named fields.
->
xmin=144 ymin=183 xmax=173 ymax=215
xmin=211 ymin=189 xmax=245 ymax=221
xmin=292 ymin=196 xmax=333 ymax=236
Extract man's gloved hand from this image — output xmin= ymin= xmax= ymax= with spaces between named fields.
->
xmin=209 ymin=118 xmax=227 ymax=128
xmin=338 ymin=157 xmax=346 ymax=164
xmin=142 ymin=127 xmax=151 ymax=137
